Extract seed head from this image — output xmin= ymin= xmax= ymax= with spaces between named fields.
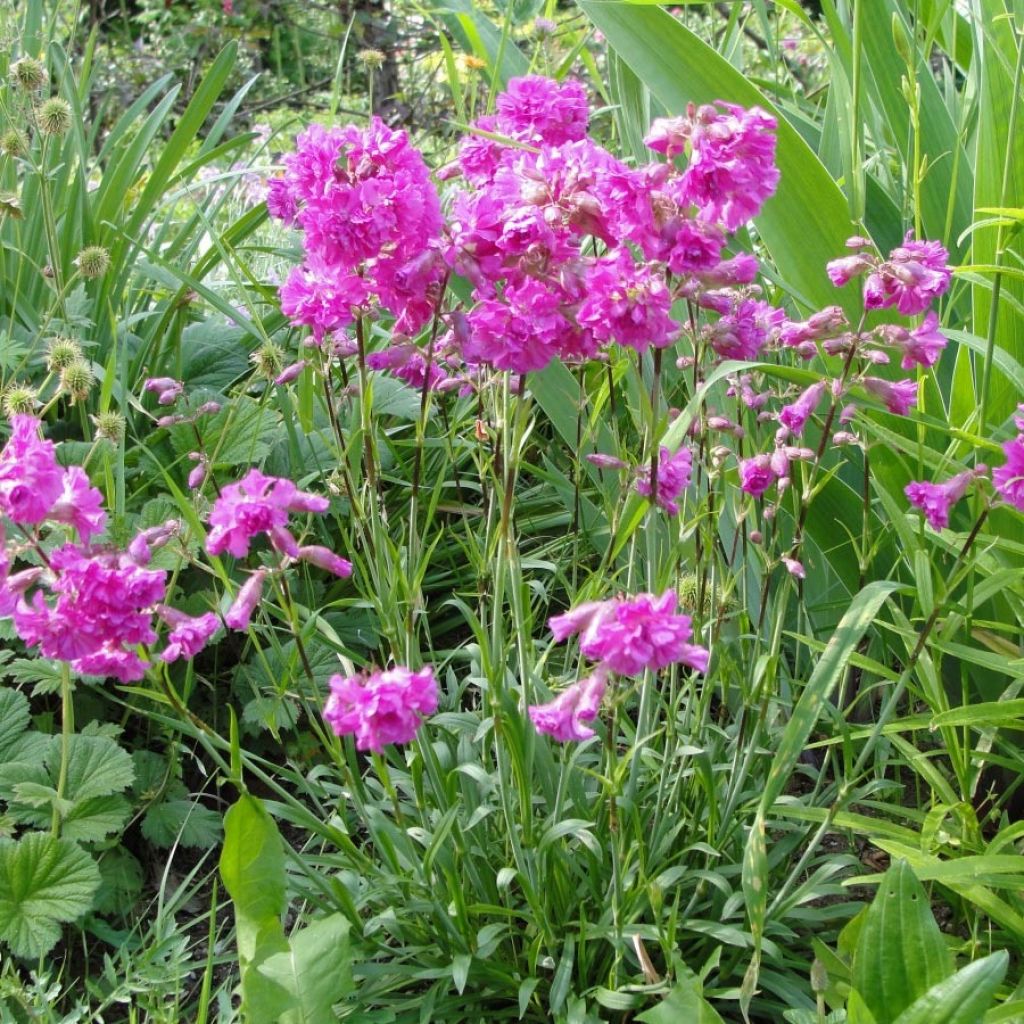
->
xmin=250 ymin=342 xmax=284 ymax=380
xmin=75 ymin=245 xmax=110 ymax=280
xmin=92 ymin=411 xmax=126 ymax=442
xmin=0 ymin=129 xmax=28 ymax=158
xmin=37 ymin=97 xmax=72 ymax=137
xmin=60 ymin=360 xmax=95 ymax=403
xmin=358 ymin=48 xmax=386 ymax=71
xmin=47 ymin=336 xmax=82 ymax=372
xmin=2 ymin=384 xmax=37 ymax=417
xmin=10 ymin=57 xmax=47 ymax=92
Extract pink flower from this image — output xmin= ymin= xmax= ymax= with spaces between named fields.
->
xmin=298 ymin=545 xmax=353 ymax=578
xmin=578 ymin=253 xmax=679 ymax=353
xmin=706 ymin=298 xmax=784 ymax=361
xmin=549 ymin=600 xmax=609 ymax=643
xmin=529 ymin=670 xmax=607 ymax=742
xmin=323 ymin=665 xmax=438 ymax=752
xmin=905 ymin=468 xmax=980 ymax=529
xmin=225 ymin=569 xmax=267 ymax=631
xmin=863 ymin=234 xmax=951 ymax=315
xmin=679 ymin=102 xmax=780 ymax=230
xmin=779 ymin=306 xmax=847 ymax=349
xmin=577 ymin=591 xmax=709 ymax=676
xmin=495 ymin=76 xmax=589 ymax=146
xmin=826 ymin=254 xmax=873 ymax=287
xmin=158 ymin=607 xmax=220 ymax=662
xmin=882 ymin=311 xmax=947 ymax=369
xmin=266 ymin=177 xmax=297 ymax=225
xmin=993 ymin=435 xmax=1024 ymax=511
xmin=274 ymin=361 xmax=307 ymax=386
xmin=781 ymin=557 xmax=805 ymax=579
xmin=10 ymin=542 xmax=166 ymax=678
xmin=739 ymin=453 xmax=777 ymax=497
xmin=49 ymin=466 xmax=107 ymax=540
xmin=635 ymin=446 xmax=693 ymax=515
xmin=144 ymin=377 xmax=183 ymax=405
xmin=0 ymin=415 xmax=63 ymax=525
xmin=779 ymin=380 xmax=827 ymax=435
xmin=644 ymin=115 xmax=690 ymax=159
xmin=206 ymin=468 xmax=329 ymax=558
xmin=863 ymin=376 xmax=918 ymax=416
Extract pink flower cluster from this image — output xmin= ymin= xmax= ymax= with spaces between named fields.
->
xmin=993 ymin=405 xmax=1024 ymax=513
xmin=444 ymin=78 xmax=781 ymax=374
xmin=0 ymin=417 xmax=220 ymax=681
xmin=268 ymin=119 xmax=444 ymax=340
xmin=530 ymin=591 xmax=709 ymax=743
xmin=323 ymin=665 xmax=438 ymax=752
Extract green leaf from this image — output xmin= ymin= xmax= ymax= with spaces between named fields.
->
xmin=637 ymin=975 xmax=725 ymax=1023
xmin=142 ymin=798 xmax=223 ymax=849
xmin=852 ymin=861 xmax=953 ymax=1024
xmin=51 ymin=735 xmax=135 ymax=804
xmin=890 ymin=952 xmax=1007 ymax=1024
xmin=0 ymin=690 xmax=30 ymax=759
xmin=60 ymin=796 xmax=131 ymax=844
xmin=257 ymin=914 xmax=353 ymax=1024
xmin=93 ymin=846 xmax=144 ymax=917
xmin=0 ymin=833 xmax=100 ymax=958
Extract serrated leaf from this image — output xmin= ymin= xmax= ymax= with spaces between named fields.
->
xmin=172 ymin=395 xmax=280 ymax=468
xmin=142 ymin=799 xmax=223 ymax=849
xmin=181 ymin=319 xmax=254 ymax=390
xmin=45 ymin=736 xmax=134 ymax=804
xmin=93 ymin=847 xmax=144 ymax=917
xmin=0 ymin=833 xmax=100 ymax=958
xmin=1 ymin=659 xmax=63 ymax=695
xmin=61 ymin=796 xmax=131 ymax=843
xmin=0 ymin=690 xmax=30 ymax=758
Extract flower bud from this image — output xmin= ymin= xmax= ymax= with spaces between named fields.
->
xmin=298 ymin=545 xmax=353 ymax=578
xmin=2 ymin=384 xmax=37 ymax=417
xmin=225 ymin=569 xmax=267 ymax=631
xmin=0 ymin=129 xmax=28 ymax=158
xmin=75 ymin=245 xmax=111 ymax=279
xmin=60 ymin=360 xmax=94 ymax=403
xmin=92 ymin=411 xmax=125 ymax=442
xmin=47 ymin=336 xmax=82 ymax=372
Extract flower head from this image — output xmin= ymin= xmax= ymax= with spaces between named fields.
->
xmin=158 ymin=608 xmax=220 ymax=662
xmin=635 ymin=446 xmax=693 ymax=515
xmin=993 ymin=435 xmax=1024 ymax=512
xmin=862 ymin=376 xmax=918 ymax=416
xmin=529 ymin=669 xmax=607 ymax=742
xmin=863 ymin=234 xmax=951 ymax=315
xmin=0 ymin=415 xmax=63 ymax=525
xmin=905 ymin=468 xmax=981 ymax=529
xmin=206 ymin=468 xmax=329 ymax=558
xmin=779 ymin=380 xmax=827 ymax=436
xmin=324 ymin=665 xmax=438 ymax=752
xmin=495 ymin=76 xmax=589 ymax=146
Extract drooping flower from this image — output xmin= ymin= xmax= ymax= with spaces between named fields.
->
xmin=205 ymin=468 xmax=329 ymax=558
xmin=323 ymin=665 xmax=438 ymax=752
xmin=779 ymin=380 xmax=827 ymax=436
xmin=528 ymin=669 xmax=607 ymax=742
xmin=863 ymin=234 xmax=951 ymax=315
xmin=880 ymin=311 xmax=948 ymax=370
xmin=905 ymin=468 xmax=981 ymax=530
xmin=826 ymin=254 xmax=873 ymax=288
xmin=739 ymin=453 xmax=777 ymax=497
xmin=862 ymin=376 xmax=918 ymax=416
xmin=224 ymin=569 xmax=267 ymax=631
xmin=0 ymin=415 xmax=63 ymax=525
xmin=635 ymin=446 xmax=693 ymax=515
xmin=573 ymin=591 xmax=709 ymax=676
xmin=158 ymin=607 xmax=220 ymax=663
xmin=993 ymin=435 xmax=1024 ymax=511
xmin=297 ymin=545 xmax=353 ymax=578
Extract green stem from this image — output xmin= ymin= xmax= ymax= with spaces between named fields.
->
xmin=52 ymin=662 xmax=73 ymax=837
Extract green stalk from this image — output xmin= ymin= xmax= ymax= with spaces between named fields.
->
xmin=52 ymin=662 xmax=73 ymax=837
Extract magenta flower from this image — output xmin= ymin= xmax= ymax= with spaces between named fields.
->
xmin=529 ymin=669 xmax=607 ymax=742
xmin=826 ymin=254 xmax=873 ymax=288
xmin=680 ymin=102 xmax=780 ymax=230
xmin=863 ymin=376 xmax=918 ymax=416
xmin=863 ymin=234 xmax=951 ymax=315
xmin=576 ymin=591 xmax=709 ymax=676
xmin=495 ymin=75 xmax=589 ymax=146
xmin=635 ymin=446 xmax=693 ymax=515
xmin=323 ymin=665 xmax=438 ymax=752
xmin=993 ymin=435 xmax=1024 ymax=511
xmin=905 ymin=468 xmax=981 ymax=530
xmin=706 ymin=298 xmax=784 ymax=361
xmin=224 ymin=569 xmax=267 ymax=631
xmin=578 ymin=253 xmax=679 ymax=353
xmin=739 ymin=453 xmax=777 ymax=497
xmin=143 ymin=377 xmax=183 ymax=405
xmin=779 ymin=380 xmax=827 ymax=436
xmin=206 ymin=468 xmax=329 ymax=558
xmin=0 ymin=415 xmax=63 ymax=525
xmin=781 ymin=557 xmax=806 ymax=579
xmin=882 ymin=311 xmax=948 ymax=370
xmin=297 ymin=545 xmax=353 ymax=578
xmin=10 ymin=541 xmax=166 ymax=680
xmin=158 ymin=607 xmax=220 ymax=663
xmin=49 ymin=466 xmax=107 ymax=540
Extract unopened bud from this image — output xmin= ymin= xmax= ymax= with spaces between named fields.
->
xmin=10 ymin=57 xmax=46 ymax=91
xmin=60 ymin=360 xmax=94 ymax=403
xmin=75 ymin=245 xmax=110 ymax=279
xmin=37 ymin=97 xmax=71 ymax=136
xmin=2 ymin=384 xmax=37 ymax=417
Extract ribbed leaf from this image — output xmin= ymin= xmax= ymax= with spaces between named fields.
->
xmin=890 ymin=952 xmax=1007 ymax=1024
